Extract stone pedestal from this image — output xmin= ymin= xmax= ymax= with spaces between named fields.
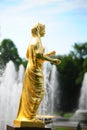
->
xmin=7 ymin=125 xmax=51 ymax=130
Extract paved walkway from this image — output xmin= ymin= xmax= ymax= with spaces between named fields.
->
xmin=45 ymin=117 xmax=87 ymax=129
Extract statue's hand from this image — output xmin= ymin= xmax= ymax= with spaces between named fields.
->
xmin=50 ymin=51 xmax=56 ymax=55
xmin=45 ymin=51 xmax=56 ymax=57
xmin=51 ymin=59 xmax=61 ymax=65
xmin=36 ymin=53 xmax=43 ymax=59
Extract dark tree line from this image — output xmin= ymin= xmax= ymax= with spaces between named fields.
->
xmin=0 ymin=38 xmax=87 ymax=113
xmin=55 ymin=42 xmax=87 ymax=113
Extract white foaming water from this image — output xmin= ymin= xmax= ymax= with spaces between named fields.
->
xmin=0 ymin=61 xmax=59 ymax=130
xmin=71 ymin=72 xmax=87 ymax=121
xmin=78 ymin=72 xmax=87 ymax=110
xmin=0 ymin=61 xmax=25 ymax=130
xmin=39 ymin=62 xmax=59 ymax=115
xmin=50 ymin=64 xmax=59 ymax=114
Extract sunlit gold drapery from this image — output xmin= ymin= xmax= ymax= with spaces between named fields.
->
xmin=16 ymin=42 xmax=45 ymax=121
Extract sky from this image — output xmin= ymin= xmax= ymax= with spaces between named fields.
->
xmin=0 ymin=0 xmax=87 ymax=58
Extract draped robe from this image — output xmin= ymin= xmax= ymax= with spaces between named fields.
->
xmin=16 ymin=38 xmax=45 ymax=121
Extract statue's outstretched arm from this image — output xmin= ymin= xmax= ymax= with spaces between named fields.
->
xmin=43 ymin=54 xmax=61 ymax=65
xmin=45 ymin=51 xmax=56 ymax=57
xmin=36 ymin=52 xmax=61 ymax=65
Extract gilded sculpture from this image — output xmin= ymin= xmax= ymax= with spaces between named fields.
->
xmin=14 ymin=23 xmax=61 ymax=127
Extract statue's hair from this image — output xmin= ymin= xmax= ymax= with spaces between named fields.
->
xmin=31 ymin=23 xmax=45 ymax=37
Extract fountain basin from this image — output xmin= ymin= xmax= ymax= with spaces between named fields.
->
xmin=71 ymin=110 xmax=87 ymax=123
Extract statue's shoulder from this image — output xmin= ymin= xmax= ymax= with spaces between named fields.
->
xmin=30 ymin=37 xmax=39 ymax=46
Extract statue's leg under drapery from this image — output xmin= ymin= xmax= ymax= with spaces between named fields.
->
xmin=14 ymin=69 xmax=45 ymax=127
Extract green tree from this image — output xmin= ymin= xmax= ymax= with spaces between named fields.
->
xmin=56 ymin=55 xmax=80 ymax=112
xmin=0 ymin=39 xmax=23 ymax=70
xmin=22 ymin=58 xmax=28 ymax=69
xmin=70 ymin=42 xmax=87 ymax=59
xmin=70 ymin=42 xmax=87 ymax=85
xmin=55 ymin=42 xmax=87 ymax=112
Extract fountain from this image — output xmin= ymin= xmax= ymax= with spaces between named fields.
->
xmin=0 ymin=61 xmax=59 ymax=130
xmin=72 ymin=72 xmax=87 ymax=122
xmin=49 ymin=72 xmax=87 ymax=130
xmin=0 ymin=61 xmax=25 ymax=130
xmin=78 ymin=72 xmax=87 ymax=110
xmin=39 ymin=62 xmax=59 ymax=115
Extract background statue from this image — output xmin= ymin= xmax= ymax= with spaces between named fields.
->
xmin=14 ymin=23 xmax=61 ymax=127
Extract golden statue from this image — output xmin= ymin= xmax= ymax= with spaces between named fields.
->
xmin=14 ymin=23 xmax=61 ymax=127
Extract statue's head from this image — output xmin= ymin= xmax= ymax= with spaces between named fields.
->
xmin=31 ymin=23 xmax=45 ymax=37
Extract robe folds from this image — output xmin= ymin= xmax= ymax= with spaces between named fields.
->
xmin=16 ymin=40 xmax=45 ymax=121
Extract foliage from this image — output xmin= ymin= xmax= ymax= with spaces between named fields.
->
xmin=70 ymin=42 xmax=87 ymax=85
xmin=54 ymin=42 xmax=87 ymax=112
xmin=55 ymin=55 xmax=80 ymax=112
xmin=22 ymin=58 xmax=28 ymax=68
xmin=70 ymin=42 xmax=87 ymax=59
xmin=0 ymin=39 xmax=27 ymax=70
